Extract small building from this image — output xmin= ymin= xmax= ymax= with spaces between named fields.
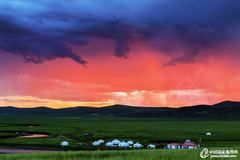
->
xmin=181 ymin=140 xmax=198 ymax=149
xmin=167 ymin=140 xmax=198 ymax=149
xmin=167 ymin=143 xmax=181 ymax=149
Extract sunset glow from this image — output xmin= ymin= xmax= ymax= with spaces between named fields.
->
xmin=0 ymin=0 xmax=240 ymax=108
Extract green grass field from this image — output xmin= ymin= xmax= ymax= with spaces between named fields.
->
xmin=0 ymin=116 xmax=239 ymax=159
xmin=0 ymin=149 xmax=239 ymax=160
xmin=0 ymin=116 xmax=240 ymax=148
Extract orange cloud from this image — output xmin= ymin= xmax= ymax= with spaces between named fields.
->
xmin=0 ymin=45 xmax=240 ymax=108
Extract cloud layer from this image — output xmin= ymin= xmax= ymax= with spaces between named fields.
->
xmin=0 ymin=0 xmax=240 ymax=65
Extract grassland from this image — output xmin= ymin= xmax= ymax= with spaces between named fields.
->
xmin=0 ymin=116 xmax=240 ymax=149
xmin=1 ymin=149 xmax=239 ymax=160
xmin=0 ymin=116 xmax=239 ymax=159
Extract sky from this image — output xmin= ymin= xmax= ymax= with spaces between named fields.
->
xmin=0 ymin=0 xmax=240 ymax=108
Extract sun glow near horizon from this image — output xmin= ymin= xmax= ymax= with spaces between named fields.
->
xmin=0 ymin=96 xmax=115 ymax=108
xmin=0 ymin=87 xmax=239 ymax=108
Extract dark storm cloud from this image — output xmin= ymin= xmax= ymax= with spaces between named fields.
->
xmin=0 ymin=13 xmax=88 ymax=64
xmin=0 ymin=0 xmax=240 ymax=65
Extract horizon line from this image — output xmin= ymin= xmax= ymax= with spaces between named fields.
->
xmin=0 ymin=100 xmax=237 ymax=110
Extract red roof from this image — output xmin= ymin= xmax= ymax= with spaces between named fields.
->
xmin=181 ymin=141 xmax=197 ymax=147
xmin=168 ymin=143 xmax=181 ymax=146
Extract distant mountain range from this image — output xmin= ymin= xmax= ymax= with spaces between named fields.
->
xmin=0 ymin=101 xmax=240 ymax=119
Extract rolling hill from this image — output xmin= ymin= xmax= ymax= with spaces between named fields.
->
xmin=0 ymin=101 xmax=240 ymax=119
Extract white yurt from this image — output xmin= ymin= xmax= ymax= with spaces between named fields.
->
xmin=112 ymin=139 xmax=121 ymax=145
xmin=98 ymin=139 xmax=105 ymax=144
xmin=206 ymin=132 xmax=212 ymax=136
xmin=133 ymin=143 xmax=143 ymax=148
xmin=92 ymin=141 xmax=101 ymax=146
xmin=118 ymin=141 xmax=129 ymax=148
xmin=147 ymin=144 xmax=156 ymax=149
xmin=61 ymin=141 xmax=69 ymax=147
xmin=105 ymin=141 xmax=114 ymax=147
xmin=127 ymin=140 xmax=134 ymax=145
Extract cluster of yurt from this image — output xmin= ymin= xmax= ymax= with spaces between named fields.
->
xmin=92 ymin=139 xmax=156 ymax=149
xmin=105 ymin=139 xmax=143 ymax=148
xmin=60 ymin=139 xmax=156 ymax=150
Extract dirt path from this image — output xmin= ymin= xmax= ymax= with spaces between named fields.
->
xmin=18 ymin=133 xmax=49 ymax=138
xmin=0 ymin=146 xmax=60 ymax=154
